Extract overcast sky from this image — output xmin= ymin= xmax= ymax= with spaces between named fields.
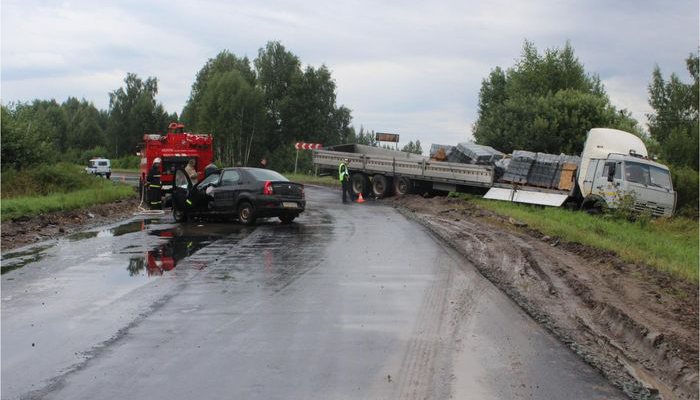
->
xmin=2 ymin=0 xmax=698 ymax=149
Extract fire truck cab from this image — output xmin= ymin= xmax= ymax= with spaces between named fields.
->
xmin=139 ymin=122 xmax=214 ymax=203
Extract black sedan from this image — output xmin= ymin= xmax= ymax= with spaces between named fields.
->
xmin=172 ymin=167 xmax=305 ymax=225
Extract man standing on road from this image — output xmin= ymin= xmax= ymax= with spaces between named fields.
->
xmin=339 ymin=158 xmax=353 ymax=203
xmin=147 ymin=158 xmax=162 ymax=210
xmin=185 ymin=158 xmax=198 ymax=184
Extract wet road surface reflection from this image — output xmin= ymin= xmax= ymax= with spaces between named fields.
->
xmin=1 ymin=245 xmax=52 ymax=275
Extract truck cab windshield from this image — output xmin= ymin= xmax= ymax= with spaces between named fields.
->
xmin=624 ymin=162 xmax=672 ymax=190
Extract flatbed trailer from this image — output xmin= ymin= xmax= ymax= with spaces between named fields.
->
xmin=313 ymin=144 xmax=494 ymax=197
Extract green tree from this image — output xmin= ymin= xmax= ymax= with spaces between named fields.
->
xmin=402 ymin=140 xmax=423 ymax=154
xmin=473 ymin=40 xmax=638 ymax=154
xmin=1 ymin=104 xmax=55 ymax=170
xmin=62 ymin=97 xmax=107 ymax=152
xmin=254 ymin=41 xmax=301 ymax=134
xmin=283 ymin=65 xmax=353 ymax=147
xmin=182 ymin=50 xmax=255 ymax=129
xmin=106 ymin=73 xmax=170 ymax=157
xmin=196 ymin=70 xmax=265 ymax=166
xmin=647 ymin=53 xmax=699 ymax=170
xmin=354 ymin=126 xmax=378 ymax=146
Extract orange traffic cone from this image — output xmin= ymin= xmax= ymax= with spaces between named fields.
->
xmin=356 ymin=192 xmax=365 ymax=203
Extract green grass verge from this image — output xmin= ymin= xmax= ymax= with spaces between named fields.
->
xmin=463 ymin=195 xmax=698 ymax=283
xmin=1 ymin=184 xmax=135 ymax=221
xmin=283 ymin=172 xmax=340 ymax=188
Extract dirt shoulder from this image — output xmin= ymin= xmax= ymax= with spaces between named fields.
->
xmin=1 ymin=198 xmax=142 ymax=252
xmin=391 ymin=195 xmax=698 ymax=400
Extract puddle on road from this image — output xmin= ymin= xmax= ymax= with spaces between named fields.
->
xmin=3 ymin=218 xmax=252 ymax=279
xmin=1 ymin=245 xmax=52 ymax=275
xmin=3 ymin=219 xmax=154 ymax=276
xmin=67 ymin=220 xmax=150 ymax=241
xmin=123 ymin=223 xmax=242 ymax=277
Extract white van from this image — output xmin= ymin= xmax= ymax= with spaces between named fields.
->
xmin=85 ymin=158 xmax=112 ymax=179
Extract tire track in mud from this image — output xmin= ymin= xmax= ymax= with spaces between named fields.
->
xmin=393 ymin=245 xmax=484 ymax=400
xmin=394 ymin=204 xmax=698 ymax=400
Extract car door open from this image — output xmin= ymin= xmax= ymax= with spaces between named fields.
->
xmin=172 ymin=169 xmax=193 ymax=211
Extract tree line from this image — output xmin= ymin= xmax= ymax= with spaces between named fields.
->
xmin=2 ymin=41 xmax=355 ymax=172
xmin=2 ymin=40 xmax=696 ymax=213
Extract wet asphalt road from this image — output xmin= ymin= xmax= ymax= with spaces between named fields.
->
xmin=1 ymin=186 xmax=624 ymax=400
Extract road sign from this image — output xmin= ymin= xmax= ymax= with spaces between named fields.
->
xmin=375 ymin=132 xmax=399 ymax=143
xmin=294 ymin=142 xmax=322 ymax=150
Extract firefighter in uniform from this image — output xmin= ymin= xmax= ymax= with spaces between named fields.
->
xmin=147 ymin=157 xmax=162 ymax=210
xmin=339 ymin=158 xmax=353 ymax=203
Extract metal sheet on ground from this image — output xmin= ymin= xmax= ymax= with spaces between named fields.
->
xmin=484 ymin=187 xmax=569 ymax=206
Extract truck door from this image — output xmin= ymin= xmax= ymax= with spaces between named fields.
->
xmin=581 ymin=159 xmax=600 ymax=196
xmin=593 ymin=161 xmax=623 ymax=206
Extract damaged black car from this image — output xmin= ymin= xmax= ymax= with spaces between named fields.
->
xmin=172 ymin=167 xmax=305 ymax=225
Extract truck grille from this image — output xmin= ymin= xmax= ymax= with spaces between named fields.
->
xmin=633 ymin=201 xmax=668 ymax=217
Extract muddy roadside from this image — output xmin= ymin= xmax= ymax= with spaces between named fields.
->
xmin=1 ymin=197 xmax=142 ymax=252
xmin=390 ymin=194 xmax=698 ymax=400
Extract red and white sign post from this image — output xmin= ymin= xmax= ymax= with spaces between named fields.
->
xmin=294 ymin=142 xmax=323 ymax=174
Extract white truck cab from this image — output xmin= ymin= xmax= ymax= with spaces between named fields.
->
xmin=579 ymin=128 xmax=675 ymax=217
xmin=85 ymin=158 xmax=112 ymax=179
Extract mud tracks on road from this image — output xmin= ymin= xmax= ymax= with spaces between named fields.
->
xmin=392 ymin=195 xmax=698 ymax=400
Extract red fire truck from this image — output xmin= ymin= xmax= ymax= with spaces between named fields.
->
xmin=139 ymin=122 xmax=214 ymax=201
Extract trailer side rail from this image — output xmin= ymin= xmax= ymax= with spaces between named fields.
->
xmin=313 ymin=150 xmax=494 ymax=188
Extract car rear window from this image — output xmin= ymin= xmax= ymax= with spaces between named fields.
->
xmin=246 ymin=169 xmax=289 ymax=182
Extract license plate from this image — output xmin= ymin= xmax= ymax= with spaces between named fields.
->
xmin=283 ymin=202 xmax=297 ymax=208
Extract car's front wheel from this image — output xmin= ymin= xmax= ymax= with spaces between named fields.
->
xmin=238 ymin=201 xmax=256 ymax=225
xmin=173 ymin=207 xmax=188 ymax=223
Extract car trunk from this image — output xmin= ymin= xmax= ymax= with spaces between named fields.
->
xmin=271 ymin=182 xmax=303 ymax=197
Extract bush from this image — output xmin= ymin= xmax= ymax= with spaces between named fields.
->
xmin=112 ymin=155 xmax=141 ymax=170
xmin=1 ymin=163 xmax=102 ymax=198
xmin=670 ymin=165 xmax=699 ymax=218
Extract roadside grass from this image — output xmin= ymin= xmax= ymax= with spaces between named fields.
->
xmin=2 ymin=185 xmax=135 ymax=221
xmin=460 ymin=195 xmax=698 ymax=283
xmin=284 ymin=172 xmax=339 ymax=188
xmin=1 ymin=163 xmax=136 ymax=221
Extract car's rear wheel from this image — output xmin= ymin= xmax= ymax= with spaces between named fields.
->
xmin=238 ymin=201 xmax=257 ymax=225
xmin=173 ymin=207 xmax=188 ymax=223
xmin=279 ymin=215 xmax=296 ymax=224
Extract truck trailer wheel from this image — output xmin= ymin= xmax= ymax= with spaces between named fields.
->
xmin=393 ymin=176 xmax=412 ymax=196
xmin=351 ymin=173 xmax=370 ymax=197
xmin=372 ymin=174 xmax=392 ymax=198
